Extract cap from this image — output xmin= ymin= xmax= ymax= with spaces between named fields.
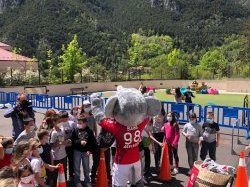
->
xmin=83 ymin=100 xmax=91 ymax=105
xmin=23 ymin=117 xmax=34 ymax=122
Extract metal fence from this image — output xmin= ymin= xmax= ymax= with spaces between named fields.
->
xmin=1 ymin=92 xmax=249 ymax=139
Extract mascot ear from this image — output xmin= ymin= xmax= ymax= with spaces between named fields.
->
xmin=145 ymin=97 xmax=161 ymax=117
xmin=105 ymin=96 xmax=118 ymax=118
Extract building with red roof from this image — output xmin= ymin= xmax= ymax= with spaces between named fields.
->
xmin=0 ymin=42 xmax=38 ymax=72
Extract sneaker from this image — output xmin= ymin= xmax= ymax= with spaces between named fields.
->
xmin=85 ymin=183 xmax=92 ymax=187
xmin=173 ymin=168 xmax=179 ymax=175
xmin=142 ymin=177 xmax=148 ymax=185
xmin=76 ymin=183 xmax=82 ymax=187
xmin=170 ymin=165 xmax=174 ymax=170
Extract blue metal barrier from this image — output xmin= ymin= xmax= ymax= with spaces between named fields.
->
xmin=29 ymin=94 xmax=52 ymax=109
xmin=0 ymin=92 xmax=18 ymax=108
xmin=0 ymin=91 xmax=8 ymax=108
xmin=52 ymin=95 xmax=90 ymax=110
xmin=162 ymin=102 xmax=203 ymax=124
xmin=1 ymin=91 xmax=250 ymax=139
xmin=7 ymin=92 xmax=18 ymax=106
xmin=204 ymin=105 xmax=250 ymax=138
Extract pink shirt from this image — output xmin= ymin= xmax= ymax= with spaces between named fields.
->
xmin=99 ymin=118 xmax=149 ymax=164
xmin=163 ymin=122 xmax=180 ymax=147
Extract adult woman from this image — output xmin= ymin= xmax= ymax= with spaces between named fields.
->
xmin=174 ymin=87 xmax=183 ymax=103
xmin=80 ymin=100 xmax=97 ymax=136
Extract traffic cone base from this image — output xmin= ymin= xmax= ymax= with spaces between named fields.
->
xmin=57 ymin=164 xmax=67 ymax=187
xmin=96 ymin=150 xmax=108 ymax=187
xmin=159 ymin=143 xmax=172 ymax=181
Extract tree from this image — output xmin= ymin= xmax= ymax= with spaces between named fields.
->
xmin=46 ymin=50 xmax=58 ymax=84
xmin=59 ymin=35 xmax=87 ymax=82
xmin=128 ymin=33 xmax=173 ymax=67
xmin=167 ymin=49 xmax=191 ymax=79
xmin=199 ymin=48 xmax=228 ymax=78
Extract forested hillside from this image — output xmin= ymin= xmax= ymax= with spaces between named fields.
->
xmin=0 ymin=0 xmax=249 ymax=84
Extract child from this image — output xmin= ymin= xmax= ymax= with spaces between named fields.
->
xmin=200 ymin=112 xmax=220 ymax=161
xmin=152 ymin=104 xmax=166 ymax=170
xmin=30 ymin=139 xmax=58 ymax=187
xmin=37 ymin=130 xmax=53 ymax=185
xmin=49 ymin=114 xmax=70 ymax=186
xmin=246 ymin=144 xmax=250 ymax=153
xmin=141 ymin=123 xmax=162 ymax=181
xmin=14 ymin=117 xmax=36 ymax=146
xmin=69 ymin=106 xmax=79 ymax=123
xmin=58 ymin=110 xmax=76 ymax=180
xmin=162 ymin=112 xmax=180 ymax=174
xmin=0 ymin=137 xmax=14 ymax=169
xmin=71 ymin=115 xmax=97 ymax=187
xmin=17 ymin=164 xmax=35 ymax=187
xmin=12 ymin=141 xmax=32 ymax=172
xmin=182 ymin=113 xmax=203 ymax=174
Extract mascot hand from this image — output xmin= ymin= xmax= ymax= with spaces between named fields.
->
xmin=90 ymin=93 xmax=103 ymax=107
xmin=90 ymin=93 xmax=105 ymax=123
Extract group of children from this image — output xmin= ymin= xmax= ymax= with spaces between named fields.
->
xmin=0 ymin=99 xmax=100 ymax=187
xmin=2 ymin=91 xmax=249 ymax=187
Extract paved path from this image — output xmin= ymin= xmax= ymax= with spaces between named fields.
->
xmin=0 ymin=107 xmax=249 ymax=187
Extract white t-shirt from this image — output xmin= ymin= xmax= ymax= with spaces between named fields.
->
xmin=60 ymin=121 xmax=76 ymax=140
xmin=31 ymin=157 xmax=42 ymax=174
xmin=50 ymin=129 xmax=67 ymax=160
xmin=30 ymin=157 xmax=46 ymax=185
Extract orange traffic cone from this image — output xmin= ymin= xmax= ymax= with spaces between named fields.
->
xmin=57 ymin=164 xmax=67 ymax=187
xmin=96 ymin=150 xmax=108 ymax=187
xmin=159 ymin=143 xmax=172 ymax=181
xmin=235 ymin=151 xmax=249 ymax=187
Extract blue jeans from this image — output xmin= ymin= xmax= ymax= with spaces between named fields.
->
xmin=74 ymin=150 xmax=90 ymax=184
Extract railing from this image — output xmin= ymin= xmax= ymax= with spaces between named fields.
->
xmin=0 ymin=91 xmax=249 ymax=139
xmin=162 ymin=101 xmax=203 ymax=124
xmin=231 ymin=119 xmax=240 ymax=155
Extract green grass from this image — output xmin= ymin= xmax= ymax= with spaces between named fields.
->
xmin=103 ymin=90 xmax=247 ymax=107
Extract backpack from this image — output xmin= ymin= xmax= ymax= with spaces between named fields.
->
xmin=97 ymin=128 xmax=115 ymax=148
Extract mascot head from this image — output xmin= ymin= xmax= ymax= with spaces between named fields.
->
xmin=104 ymin=86 xmax=161 ymax=127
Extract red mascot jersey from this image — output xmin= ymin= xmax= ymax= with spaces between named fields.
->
xmin=99 ymin=118 xmax=149 ymax=164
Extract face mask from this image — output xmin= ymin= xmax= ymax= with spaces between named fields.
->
xmin=21 ymin=174 xmax=34 ymax=184
xmin=30 ymin=126 xmax=35 ymax=131
xmin=38 ymin=147 xmax=43 ymax=154
xmin=57 ymin=122 xmax=63 ymax=128
xmin=72 ymin=110 xmax=78 ymax=115
xmin=190 ymin=120 xmax=196 ymax=125
xmin=45 ymin=138 xmax=49 ymax=144
xmin=59 ymin=122 xmax=68 ymax=127
xmin=207 ymin=118 xmax=214 ymax=124
xmin=43 ymin=124 xmax=48 ymax=129
xmin=84 ymin=107 xmax=91 ymax=113
xmin=77 ymin=124 xmax=85 ymax=129
xmin=5 ymin=147 xmax=13 ymax=154
xmin=43 ymin=136 xmax=49 ymax=144
xmin=167 ymin=117 xmax=172 ymax=122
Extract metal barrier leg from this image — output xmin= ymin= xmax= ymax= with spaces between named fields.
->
xmin=1 ymin=103 xmax=7 ymax=109
xmin=231 ymin=123 xmax=235 ymax=155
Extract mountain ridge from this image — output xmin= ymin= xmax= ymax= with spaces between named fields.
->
xmin=0 ymin=0 xmax=249 ymax=66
